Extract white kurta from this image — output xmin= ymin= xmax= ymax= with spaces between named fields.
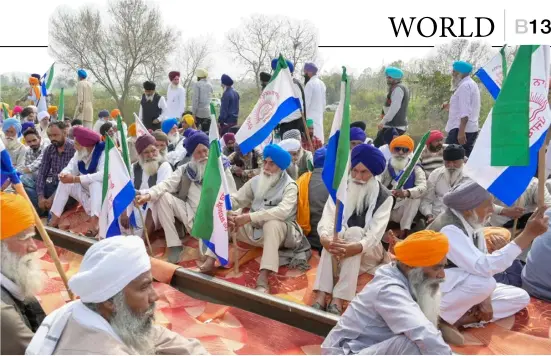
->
xmin=51 ymin=148 xmax=105 ymax=218
xmin=165 ymin=85 xmax=186 ymax=120
xmin=420 ymin=167 xmax=468 ymax=218
xmin=439 ymin=213 xmax=530 ymax=325
xmin=304 ymin=75 xmax=327 ymax=144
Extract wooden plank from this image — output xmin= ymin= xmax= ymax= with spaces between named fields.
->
xmin=38 ymin=227 xmax=338 ymax=336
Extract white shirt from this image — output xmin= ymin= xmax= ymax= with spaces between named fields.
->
xmin=446 ymin=76 xmax=481 ymax=133
xmin=62 ymin=149 xmax=105 ymax=186
xmin=165 ymin=84 xmax=187 ymax=120
xmin=420 ymin=167 xmax=468 ymax=218
xmin=137 ymin=161 xmax=173 ymax=192
xmin=138 ymin=95 xmax=168 ymax=122
xmin=304 ymin=75 xmax=327 ymax=143
xmin=382 ymin=86 xmax=407 ymax=131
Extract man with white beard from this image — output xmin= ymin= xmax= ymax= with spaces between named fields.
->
xmin=311 ymin=144 xmax=392 ymax=315
xmin=1 ymin=192 xmax=46 ymax=355
xmin=421 ymin=144 xmax=468 ymax=224
xmin=26 ymin=235 xmax=208 ymax=355
xmin=2 ymin=118 xmax=28 ymax=172
xmin=280 ymin=129 xmax=313 ymax=180
xmin=151 ymin=131 xmax=170 ymax=163
xmin=380 ymin=135 xmax=427 ymax=238
xmin=427 ymin=181 xmax=548 ymax=344
xmin=162 ymin=118 xmax=183 ymax=152
xmin=49 ymin=127 xmax=105 ymax=237
xmin=442 ymin=61 xmax=480 ymax=157
xmin=321 ymin=231 xmax=452 ymax=355
xmin=36 ymin=111 xmax=51 ymax=141
xmin=135 ymin=131 xmax=236 ymax=263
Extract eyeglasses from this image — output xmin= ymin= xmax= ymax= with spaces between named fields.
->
xmin=393 ymin=147 xmax=410 ymax=154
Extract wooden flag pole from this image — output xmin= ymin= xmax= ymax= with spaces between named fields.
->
xmin=136 ymin=205 xmax=154 ymax=256
xmin=331 ymin=199 xmax=341 ymax=278
xmin=300 ymin=110 xmax=314 ymax=150
xmin=231 ymin=229 xmax=239 ymax=275
xmin=538 ymin=128 xmax=551 ymax=208
xmin=12 ymin=183 xmax=74 ymax=301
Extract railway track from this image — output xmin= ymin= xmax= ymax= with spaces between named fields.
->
xmin=38 ymin=227 xmax=338 ymax=337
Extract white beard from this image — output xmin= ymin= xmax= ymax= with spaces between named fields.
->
xmin=40 ymin=121 xmax=49 ymax=130
xmin=190 ymin=157 xmax=207 ymax=181
xmin=77 ymin=148 xmax=91 ymax=162
xmin=346 ymin=177 xmax=377 ymax=215
xmin=159 ymin=149 xmax=168 ymax=161
xmin=408 ymin=268 xmax=443 ymax=327
xmin=168 ymin=132 xmax=180 ymax=145
xmin=451 ymin=75 xmax=462 ymax=91
xmin=390 ymin=156 xmax=408 ymax=171
xmin=139 ymin=156 xmax=161 ymax=176
xmin=0 ymin=242 xmax=44 ymax=300
xmin=3 ymin=136 xmax=19 ymax=150
xmin=444 ymin=166 xmax=463 ymax=186
xmin=256 ymin=171 xmax=282 ymax=200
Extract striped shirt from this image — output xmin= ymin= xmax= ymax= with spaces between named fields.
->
xmin=36 ymin=139 xmax=76 ymax=197
xmin=420 ymin=147 xmax=444 ymax=176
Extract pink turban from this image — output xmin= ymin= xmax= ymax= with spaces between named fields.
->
xmin=73 ymin=126 xmax=101 ymax=147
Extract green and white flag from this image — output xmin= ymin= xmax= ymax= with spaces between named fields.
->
xmin=42 ymin=63 xmax=55 ymax=91
xmin=57 ymin=88 xmax=65 ymax=121
xmin=191 ymin=118 xmax=232 ymax=265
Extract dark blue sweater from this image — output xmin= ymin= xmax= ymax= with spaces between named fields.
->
xmin=219 ymin=87 xmax=240 ymax=125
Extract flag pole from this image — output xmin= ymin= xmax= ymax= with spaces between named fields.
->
xmin=331 ymin=199 xmax=341 ymax=277
xmin=300 ymin=110 xmax=314 ymax=150
xmin=136 ymin=205 xmax=154 ymax=256
xmin=538 ymin=129 xmax=551 ymax=208
xmin=231 ymin=229 xmax=239 ymax=275
xmin=12 ymin=183 xmax=74 ymax=301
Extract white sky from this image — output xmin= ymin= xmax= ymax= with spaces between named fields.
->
xmin=0 ymin=0 xmax=536 ymax=78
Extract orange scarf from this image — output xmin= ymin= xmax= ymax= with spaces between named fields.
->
xmin=296 ymin=172 xmax=312 ymax=236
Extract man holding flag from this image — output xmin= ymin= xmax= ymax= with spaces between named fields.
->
xmin=49 ymin=127 xmax=104 ymax=237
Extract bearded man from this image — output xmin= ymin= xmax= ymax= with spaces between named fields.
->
xmin=36 ymin=111 xmax=51 ymax=141
xmin=162 ymin=118 xmax=183 ymax=152
xmin=166 ymin=71 xmax=187 ymax=123
xmin=303 ymin=62 xmax=326 ymax=144
xmin=443 ymin=61 xmax=480 ymax=157
xmin=2 ymin=118 xmax=27 ymax=171
xmin=75 ymin=69 xmax=94 ymax=129
xmin=321 ymin=231 xmax=452 ymax=355
xmin=380 ymin=135 xmax=427 ymax=238
xmin=419 ymin=130 xmax=446 ymax=176
xmin=49 ymin=127 xmax=105 ymax=237
xmin=139 ymin=81 xmax=167 ymax=132
xmin=280 ymin=130 xmax=313 ymax=179
xmin=26 ymin=235 xmax=208 ymax=355
xmin=312 ymin=144 xmax=392 ymax=315
xmin=1 ymin=192 xmax=46 ymax=355
xmin=21 ymin=128 xmax=50 ymax=211
xmin=222 ymin=133 xmax=236 ymax=156
xmin=427 ymin=181 xmax=547 ymax=343
xmin=151 ymin=131 xmax=170 ymax=162
xmin=228 ymin=144 xmax=263 ymax=190
xmin=421 ymin=144 xmax=468 ymax=225
xmin=136 ymin=131 xmax=236 ymax=263
xmin=92 ymin=109 xmax=111 ymax=134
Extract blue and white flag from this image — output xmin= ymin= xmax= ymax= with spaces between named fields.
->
xmin=235 ymin=55 xmax=301 ymax=154
xmin=0 ymin=140 xmax=21 ymax=187
xmin=99 ymin=137 xmax=136 ymax=238
xmin=475 ymin=46 xmax=507 ymax=100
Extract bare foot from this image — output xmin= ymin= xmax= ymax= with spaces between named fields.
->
xmin=312 ymin=291 xmax=327 ymax=310
xmin=439 ymin=319 xmax=465 ymax=345
xmin=255 ymin=269 xmax=270 ymax=293
xmin=199 ymin=257 xmax=216 ymax=274
xmin=49 ymin=214 xmax=61 ymax=227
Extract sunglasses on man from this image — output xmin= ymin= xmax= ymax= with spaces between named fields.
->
xmin=393 ymin=147 xmax=410 ymax=154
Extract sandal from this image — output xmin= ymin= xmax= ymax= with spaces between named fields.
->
xmin=311 ymin=302 xmax=326 ymax=311
xmin=327 ymin=303 xmax=343 ymax=315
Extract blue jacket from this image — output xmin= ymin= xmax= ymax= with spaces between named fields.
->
xmin=219 ymin=87 xmax=239 ymax=125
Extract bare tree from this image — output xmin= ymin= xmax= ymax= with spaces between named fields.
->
xmin=174 ymin=36 xmax=214 ymax=107
xmin=48 ymin=0 xmax=178 ymax=116
xmin=226 ymin=15 xmax=284 ymax=92
xmin=280 ymin=19 xmax=318 ymax=74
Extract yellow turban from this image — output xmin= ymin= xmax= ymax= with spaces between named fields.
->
xmin=390 ymin=135 xmax=415 ymax=152
xmin=111 ymin=109 xmax=121 ymax=119
xmin=0 ymin=192 xmax=35 ymax=239
xmin=196 ymin=68 xmax=208 ymax=78
xmin=128 ymin=123 xmax=137 ymax=137
xmin=48 ymin=106 xmax=58 ymax=115
xmin=182 ymin=114 xmax=195 ymax=127
xmin=483 ymin=227 xmax=511 ymax=252
xmin=394 ymin=230 xmax=449 ymax=267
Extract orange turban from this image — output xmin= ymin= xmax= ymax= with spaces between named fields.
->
xmin=128 ymin=123 xmax=136 ymax=137
xmin=48 ymin=106 xmax=58 ymax=115
xmin=111 ymin=109 xmax=121 ymax=118
xmin=28 ymin=77 xmax=40 ymax=86
xmin=0 ymin=192 xmax=35 ymax=239
xmin=394 ymin=230 xmax=449 ymax=267
xmin=390 ymin=135 xmax=414 ymax=152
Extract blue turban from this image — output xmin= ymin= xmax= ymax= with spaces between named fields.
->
xmin=453 ymin=61 xmax=473 ymax=74
xmin=263 ymin=144 xmax=291 ymax=170
xmin=385 ymin=66 xmax=403 ymax=79
xmin=161 ymin=118 xmax=179 ymax=134
xmin=313 ymin=147 xmax=327 ymax=169
xmin=98 ymin=109 xmax=109 ymax=118
xmin=271 ymin=58 xmax=294 ymax=73
xmin=350 ymin=127 xmax=366 ymax=142
xmin=221 ymin=74 xmax=234 ymax=86
xmin=21 ymin=122 xmax=35 ymax=133
xmin=2 ymin=118 xmax=23 ymax=137
xmin=351 ymin=144 xmax=385 ymax=176
xmin=184 ymin=131 xmax=209 ymax=157
xmin=304 ymin=62 xmax=318 ymax=74
xmin=383 ymin=127 xmax=399 ymax=145
xmin=77 ymin=69 xmax=88 ymax=79
xmin=183 ymin=128 xmax=196 ymax=138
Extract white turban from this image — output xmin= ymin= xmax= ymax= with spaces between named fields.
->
xmin=68 ymin=235 xmax=151 ymax=303
xmin=38 ymin=111 xmax=50 ymax=121
xmin=278 ymin=138 xmax=301 ymax=152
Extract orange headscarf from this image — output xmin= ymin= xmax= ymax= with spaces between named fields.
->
xmin=128 ymin=123 xmax=137 ymax=137
xmin=48 ymin=106 xmax=58 ymax=115
xmin=111 ymin=109 xmax=121 ymax=119
xmin=0 ymin=192 xmax=35 ymax=239
xmin=390 ymin=135 xmax=414 ymax=152
xmin=296 ymin=172 xmax=313 ymax=236
xmin=394 ymin=230 xmax=449 ymax=267
xmin=28 ymin=77 xmax=41 ymax=102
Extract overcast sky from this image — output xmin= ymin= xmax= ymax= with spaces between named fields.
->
xmin=1 ymin=0 xmax=513 ymax=79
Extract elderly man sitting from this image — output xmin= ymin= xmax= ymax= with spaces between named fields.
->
xmin=222 ymin=144 xmax=310 ymax=292
xmin=222 ymin=133 xmax=237 ymax=156
xmin=136 ymin=131 xmax=236 ymax=263
xmin=380 ymin=135 xmax=427 ymax=238
xmin=322 ymin=231 xmax=452 ymax=355
xmin=162 ymin=118 xmax=183 ymax=152
xmin=2 ymin=118 xmax=27 ymax=172
xmin=1 ymin=193 xmax=46 ymax=355
xmin=49 ymin=127 xmax=105 ymax=237
xmin=312 ymin=144 xmax=392 ymax=315
xmin=420 ymin=144 xmax=467 ymax=225
xmin=419 ymin=130 xmax=446 ymax=176
xmin=228 ymin=144 xmax=263 ymax=190
xmin=427 ymin=181 xmax=548 ymax=343
xmin=26 ymin=236 xmax=208 ymax=355
xmin=36 ymin=111 xmax=51 ymax=141
xmin=279 ymin=129 xmax=313 ymax=180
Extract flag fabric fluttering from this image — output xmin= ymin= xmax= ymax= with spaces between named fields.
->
xmin=117 ymin=115 xmax=131 ymax=173
xmin=1 ymin=140 xmax=21 ymax=187
xmin=321 ymin=66 xmax=351 ymax=233
xmin=191 ymin=118 xmax=232 ymax=265
xmin=395 ymin=132 xmax=430 ymax=189
xmin=42 ymin=63 xmax=55 ymax=91
xmin=465 ymin=45 xmax=551 ymax=206
xmin=57 ymin=88 xmax=65 ymax=122
xmin=475 ymin=46 xmax=507 ymax=100
xmin=99 ymin=137 xmax=136 ymax=238
xmin=2 ymin=103 xmax=9 ymax=121
xmin=133 ymin=113 xmax=149 ymax=137
xmin=236 ymin=54 xmax=301 ymax=154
